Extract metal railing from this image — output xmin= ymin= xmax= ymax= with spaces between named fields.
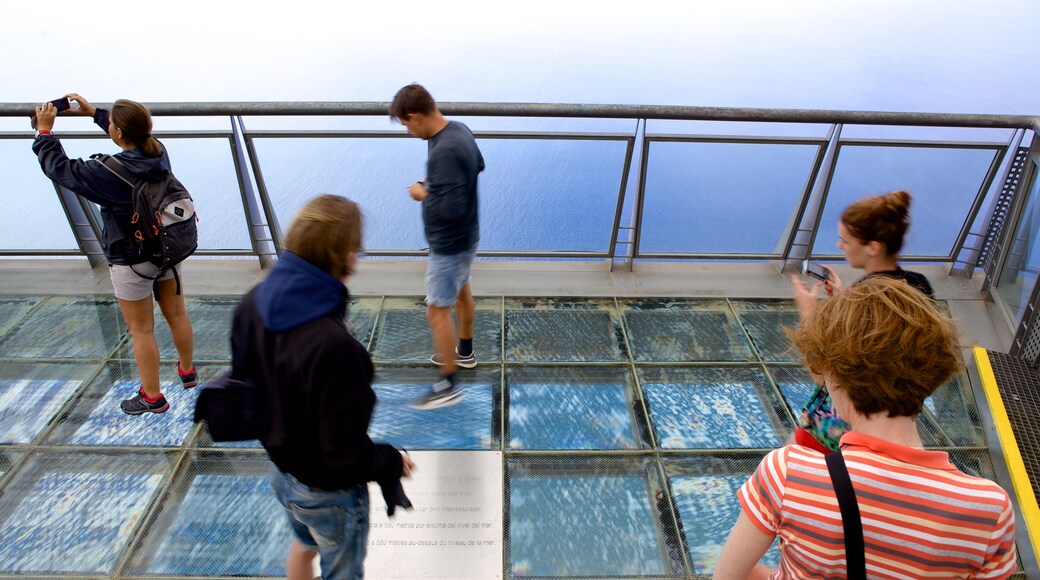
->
xmin=2 ymin=101 xmax=1038 ymax=279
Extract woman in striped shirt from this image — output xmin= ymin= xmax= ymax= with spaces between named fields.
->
xmin=714 ymin=277 xmax=1016 ymax=579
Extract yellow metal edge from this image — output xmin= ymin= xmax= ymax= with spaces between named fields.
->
xmin=974 ymin=346 xmax=1040 ymax=560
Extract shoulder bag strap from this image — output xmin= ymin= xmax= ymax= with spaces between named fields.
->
xmin=826 ymin=449 xmax=867 ymax=580
xmin=230 ymin=313 xmax=253 ymax=381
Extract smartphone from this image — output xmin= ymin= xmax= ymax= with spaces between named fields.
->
xmin=801 ymin=260 xmax=830 ymax=282
xmin=49 ymin=97 xmax=71 ymax=112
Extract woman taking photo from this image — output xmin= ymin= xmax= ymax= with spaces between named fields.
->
xmin=715 ymin=277 xmax=1016 ymax=579
xmin=232 ymin=195 xmax=414 ymax=579
xmin=32 ymin=94 xmax=196 ymax=415
xmin=790 ymin=190 xmax=933 ymax=453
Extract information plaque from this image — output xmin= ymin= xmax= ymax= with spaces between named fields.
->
xmin=366 ymin=450 xmax=503 ymax=579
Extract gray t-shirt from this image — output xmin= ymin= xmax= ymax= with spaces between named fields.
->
xmin=422 ymin=120 xmax=485 ymax=254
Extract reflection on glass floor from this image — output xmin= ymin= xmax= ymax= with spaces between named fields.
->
xmin=0 ymin=294 xmax=1000 ymax=578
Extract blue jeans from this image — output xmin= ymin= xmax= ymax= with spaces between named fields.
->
xmin=425 ymin=247 xmax=477 ymax=307
xmin=270 ymin=468 xmax=370 ymax=580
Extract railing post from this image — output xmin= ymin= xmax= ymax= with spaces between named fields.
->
xmin=53 ymin=182 xmax=107 ymax=268
xmin=781 ymin=124 xmax=843 ymax=273
xmin=609 ymin=119 xmax=641 ymax=272
xmin=230 ymin=116 xmax=279 ymax=268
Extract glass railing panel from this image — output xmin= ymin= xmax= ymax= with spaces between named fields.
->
xmin=996 ymin=164 xmax=1040 ymax=324
xmin=52 ymin=136 xmax=252 ymax=251
xmin=640 ymin=141 xmax=820 ymax=255
xmin=2 ymin=139 xmax=80 ymax=250
xmin=161 ymin=138 xmax=252 ymax=250
xmin=812 ymin=144 xmax=999 ymax=257
xmin=252 ymin=137 xmax=628 ymax=254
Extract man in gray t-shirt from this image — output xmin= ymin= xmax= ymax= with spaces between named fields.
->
xmin=391 ymin=84 xmax=485 ymax=410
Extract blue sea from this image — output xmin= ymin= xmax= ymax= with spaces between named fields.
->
xmin=3 ymin=0 xmax=1037 ymax=257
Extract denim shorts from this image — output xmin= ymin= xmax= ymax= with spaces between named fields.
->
xmin=270 ymin=468 xmax=370 ymax=580
xmin=425 ymin=247 xmax=477 ymax=307
xmin=109 ymin=262 xmax=180 ymax=301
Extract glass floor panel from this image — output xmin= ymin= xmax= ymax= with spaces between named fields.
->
xmin=0 ymin=361 xmax=98 ymax=445
xmin=508 ymin=456 xmax=680 ymax=577
xmin=0 ymin=296 xmax=42 ymax=341
xmin=621 ymin=299 xmax=754 ymax=362
xmin=506 ymin=366 xmax=647 ymax=450
xmin=641 ymin=367 xmax=791 ymax=449
xmin=0 ymin=293 xmax=1000 ymax=579
xmin=505 ymin=298 xmax=625 ymax=362
xmin=112 ymin=295 xmax=239 ymax=362
xmin=730 ymin=300 xmax=802 ymax=362
xmin=345 ymin=295 xmax=382 ymax=347
xmin=43 ymin=362 xmax=225 ymax=447
xmin=369 ymin=366 xmax=498 ymax=450
xmin=0 ymin=450 xmax=172 ymax=575
xmin=0 ymin=295 xmax=126 ymax=359
xmin=368 ymin=296 xmax=502 ymax=362
xmin=126 ymin=452 xmax=290 ymax=576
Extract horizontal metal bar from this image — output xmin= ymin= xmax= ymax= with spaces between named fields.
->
xmin=2 ymin=101 xmax=1036 ymax=129
xmin=364 ymin=250 xmax=611 ymax=259
xmin=646 ymin=134 xmax=828 ymax=145
xmin=838 ymin=138 xmax=1008 ymax=149
xmin=245 ymin=130 xmax=633 ymax=140
xmin=0 ymin=130 xmax=233 ymax=140
xmin=634 ymin=252 xmax=785 ymax=260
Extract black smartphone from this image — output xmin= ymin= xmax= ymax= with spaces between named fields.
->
xmin=49 ymin=97 xmax=71 ymax=112
xmin=801 ymin=260 xmax=830 ymax=282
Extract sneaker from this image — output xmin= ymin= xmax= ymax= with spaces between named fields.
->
xmin=121 ymin=389 xmax=170 ymax=415
xmin=409 ymin=382 xmax=464 ymax=410
xmin=430 ymin=348 xmax=477 ymax=369
xmin=178 ymin=362 xmax=198 ymax=388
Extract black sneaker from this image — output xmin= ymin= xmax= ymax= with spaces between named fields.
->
xmin=121 ymin=389 xmax=170 ymax=415
xmin=178 ymin=362 xmax=198 ymax=388
xmin=409 ymin=381 xmax=464 ymax=410
xmin=430 ymin=348 xmax=477 ymax=369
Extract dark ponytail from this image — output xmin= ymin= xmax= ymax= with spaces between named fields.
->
xmin=110 ymin=99 xmax=163 ymax=158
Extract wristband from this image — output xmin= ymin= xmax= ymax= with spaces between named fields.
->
xmin=35 ymin=129 xmax=52 ymax=137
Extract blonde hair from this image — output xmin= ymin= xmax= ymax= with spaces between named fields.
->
xmin=790 ymin=276 xmax=963 ymax=417
xmin=841 ymin=190 xmax=912 ymax=256
xmin=283 ymin=195 xmax=363 ymax=280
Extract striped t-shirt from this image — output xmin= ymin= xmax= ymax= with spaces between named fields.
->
xmin=739 ymin=432 xmax=1016 ymax=579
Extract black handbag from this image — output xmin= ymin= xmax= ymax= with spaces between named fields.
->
xmin=193 ymin=318 xmax=261 ymax=442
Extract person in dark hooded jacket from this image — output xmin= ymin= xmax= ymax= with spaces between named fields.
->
xmin=32 ymin=95 xmax=197 ymax=415
xmin=232 ymin=194 xmax=414 ymax=580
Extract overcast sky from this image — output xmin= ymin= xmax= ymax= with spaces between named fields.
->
xmin=3 ymin=0 xmax=1037 ymax=113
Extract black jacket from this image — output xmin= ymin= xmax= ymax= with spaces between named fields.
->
xmin=233 ymin=252 xmax=403 ymax=490
xmin=32 ymin=109 xmax=170 ymax=265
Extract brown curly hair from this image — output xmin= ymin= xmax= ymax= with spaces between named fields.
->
xmin=789 ymin=276 xmax=963 ymax=417
xmin=841 ymin=190 xmax=912 ymax=255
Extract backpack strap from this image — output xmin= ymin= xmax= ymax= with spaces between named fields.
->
xmin=94 ymin=154 xmax=138 ymax=187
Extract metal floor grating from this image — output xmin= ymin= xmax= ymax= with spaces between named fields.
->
xmin=0 ymin=294 xmax=1022 ymax=579
xmin=986 ymin=351 xmax=1040 ymax=516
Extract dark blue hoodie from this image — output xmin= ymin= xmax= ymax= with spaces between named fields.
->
xmin=253 ymin=252 xmax=348 ymax=332
xmin=233 ymin=252 xmax=403 ymax=489
xmin=32 ymin=109 xmax=171 ymax=265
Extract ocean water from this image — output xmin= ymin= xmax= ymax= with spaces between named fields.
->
xmin=2 ymin=1 xmax=1037 ymax=256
